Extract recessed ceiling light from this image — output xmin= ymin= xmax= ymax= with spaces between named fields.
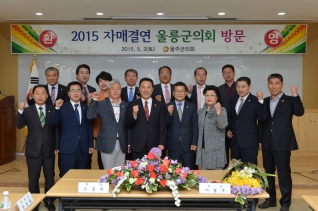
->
xmin=218 ymin=12 xmax=226 ymax=16
xmin=157 ymin=12 xmax=164 ymax=16
xmin=96 ymin=12 xmax=104 ymax=16
xmin=278 ymin=12 xmax=286 ymax=15
xmin=35 ymin=13 xmax=43 ymax=16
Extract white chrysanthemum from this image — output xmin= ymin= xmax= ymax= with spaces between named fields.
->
xmin=239 ymin=167 xmax=255 ymax=178
xmin=129 ymin=178 xmax=135 ymax=184
xmin=139 ymin=162 xmax=147 ymax=167
xmin=149 ymin=178 xmax=155 ymax=183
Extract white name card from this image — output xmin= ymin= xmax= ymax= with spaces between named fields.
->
xmin=16 ymin=192 xmax=34 ymax=211
xmin=78 ymin=182 xmax=109 ymax=193
xmin=199 ymin=183 xmax=231 ymax=194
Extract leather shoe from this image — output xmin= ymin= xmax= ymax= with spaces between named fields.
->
xmin=258 ymin=200 xmax=277 ymax=209
xmin=45 ymin=202 xmax=56 ymax=211
xmin=280 ymin=206 xmax=289 ymax=211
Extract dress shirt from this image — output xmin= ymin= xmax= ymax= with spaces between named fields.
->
xmin=18 ymin=104 xmax=46 ymax=116
xmin=48 ymin=83 xmax=59 ymax=100
xmin=127 ymin=86 xmax=136 ymax=97
xmin=270 ymin=92 xmax=284 ymax=117
xmin=141 ymin=98 xmax=152 ymax=114
xmin=235 ymin=93 xmax=264 ymax=114
xmin=175 ymin=100 xmax=185 ymax=112
xmin=161 ymin=83 xmax=171 ymax=102
xmin=70 ymin=100 xmax=82 ymax=124
xmin=197 ymin=84 xmax=206 ymax=110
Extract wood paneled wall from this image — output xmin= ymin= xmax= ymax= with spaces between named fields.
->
xmin=0 ymin=22 xmax=318 ymax=155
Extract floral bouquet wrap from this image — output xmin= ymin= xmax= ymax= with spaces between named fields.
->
xmin=98 ymin=147 xmax=208 ymax=206
xmin=222 ymin=159 xmax=275 ymax=205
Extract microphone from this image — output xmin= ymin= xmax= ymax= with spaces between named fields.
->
xmin=0 ymin=90 xmax=8 ymax=97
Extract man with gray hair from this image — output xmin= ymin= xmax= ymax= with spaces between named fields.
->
xmin=87 ymin=79 xmax=128 ymax=169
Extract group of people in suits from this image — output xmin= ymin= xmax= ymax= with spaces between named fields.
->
xmin=18 ymin=63 xmax=304 ymax=211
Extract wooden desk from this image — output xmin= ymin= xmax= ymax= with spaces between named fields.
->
xmin=47 ymin=170 xmax=269 ymax=211
xmin=10 ymin=193 xmax=45 ymax=211
xmin=302 ymin=195 xmax=318 ymax=211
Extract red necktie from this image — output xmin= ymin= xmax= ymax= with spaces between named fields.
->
xmin=144 ymin=101 xmax=149 ymax=121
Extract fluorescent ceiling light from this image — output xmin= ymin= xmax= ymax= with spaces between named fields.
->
xmin=112 ymin=16 xmax=208 ymax=20
xmin=278 ymin=12 xmax=286 ymax=15
xmin=96 ymin=13 xmax=104 ymax=16
xmin=218 ymin=12 xmax=226 ymax=16
xmin=35 ymin=13 xmax=43 ymax=16
xmin=157 ymin=13 xmax=164 ymax=16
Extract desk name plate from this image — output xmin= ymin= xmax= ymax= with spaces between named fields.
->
xmin=199 ymin=183 xmax=231 ymax=194
xmin=78 ymin=182 xmax=109 ymax=193
xmin=16 ymin=192 xmax=35 ymax=211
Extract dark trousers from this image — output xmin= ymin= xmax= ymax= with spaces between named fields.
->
xmin=168 ymin=143 xmax=194 ymax=169
xmin=132 ymin=144 xmax=148 ymax=160
xmin=60 ymin=144 xmax=88 ymax=177
xmin=230 ymin=139 xmax=258 ymax=165
xmin=26 ymin=150 xmax=55 ymax=203
xmin=262 ymin=137 xmax=292 ymax=207
xmin=97 ymin=150 xmax=104 ymax=169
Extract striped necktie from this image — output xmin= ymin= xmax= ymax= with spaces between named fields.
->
xmin=39 ymin=107 xmax=45 ymax=127
xmin=51 ymin=86 xmax=56 ymax=104
xmin=177 ymin=103 xmax=182 ymax=122
xmin=144 ymin=101 xmax=149 ymax=121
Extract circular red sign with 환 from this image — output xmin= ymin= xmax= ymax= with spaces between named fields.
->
xmin=39 ymin=30 xmax=57 ymax=48
xmin=264 ymin=30 xmax=283 ymax=48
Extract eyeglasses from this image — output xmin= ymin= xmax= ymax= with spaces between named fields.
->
xmin=159 ymin=72 xmax=171 ymax=76
xmin=69 ymin=89 xmax=81 ymax=93
xmin=205 ymin=94 xmax=217 ymax=97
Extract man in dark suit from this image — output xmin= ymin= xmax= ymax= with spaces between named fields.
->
xmin=188 ymin=67 xmax=208 ymax=111
xmin=121 ymin=68 xmax=140 ymax=102
xmin=16 ymin=85 xmax=58 ymax=211
xmin=218 ymin=64 xmax=238 ymax=168
xmin=227 ymin=76 xmax=267 ymax=165
xmin=152 ymin=65 xmax=175 ymax=103
xmin=126 ymin=78 xmax=166 ymax=159
xmin=28 ymin=67 xmax=69 ymax=177
xmin=165 ymin=82 xmax=198 ymax=169
xmin=121 ymin=69 xmax=140 ymax=161
xmin=75 ymin=64 xmax=96 ymax=169
xmin=258 ymin=74 xmax=304 ymax=211
xmin=76 ymin=64 xmax=96 ymax=105
xmin=50 ymin=81 xmax=94 ymax=177
xmin=88 ymin=79 xmax=128 ymax=169
xmin=28 ymin=67 xmax=69 ymax=106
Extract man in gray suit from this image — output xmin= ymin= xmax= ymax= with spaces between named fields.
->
xmin=87 ymin=79 xmax=128 ymax=169
xmin=218 ymin=64 xmax=238 ymax=168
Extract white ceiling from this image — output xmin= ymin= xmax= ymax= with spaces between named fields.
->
xmin=0 ymin=0 xmax=317 ymax=22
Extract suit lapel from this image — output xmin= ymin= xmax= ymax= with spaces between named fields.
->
xmin=148 ymin=99 xmax=157 ymax=122
xmin=119 ymin=102 xmax=126 ymax=124
xmin=31 ymin=105 xmax=42 ymax=127
xmin=134 ymin=87 xmax=140 ymax=100
xmin=122 ymin=87 xmax=128 ymax=102
xmin=45 ymin=106 xmax=52 ymax=127
xmin=272 ymin=93 xmax=286 ymax=118
xmin=180 ymin=101 xmax=188 ymax=123
xmin=66 ymin=102 xmax=80 ymax=125
xmin=138 ymin=99 xmax=147 ymax=120
xmin=106 ymin=99 xmax=117 ymax=122
xmin=80 ymin=103 xmax=86 ymax=125
xmin=238 ymin=93 xmax=252 ymax=115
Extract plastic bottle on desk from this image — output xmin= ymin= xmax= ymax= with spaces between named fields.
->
xmin=1 ymin=191 xmax=11 ymax=211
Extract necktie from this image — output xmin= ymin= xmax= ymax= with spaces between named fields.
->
xmin=164 ymin=85 xmax=171 ymax=103
xmin=237 ymin=98 xmax=244 ymax=114
xmin=197 ymin=86 xmax=202 ymax=111
xmin=74 ymin=104 xmax=80 ymax=124
xmin=144 ymin=101 xmax=149 ymax=121
xmin=82 ymin=86 xmax=88 ymax=100
xmin=128 ymin=88 xmax=134 ymax=102
xmin=39 ymin=107 xmax=45 ymax=127
xmin=51 ymin=86 xmax=56 ymax=104
xmin=178 ymin=103 xmax=182 ymax=122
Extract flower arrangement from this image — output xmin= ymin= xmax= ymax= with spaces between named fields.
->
xmin=98 ymin=147 xmax=208 ymax=206
xmin=222 ymin=159 xmax=275 ymax=205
